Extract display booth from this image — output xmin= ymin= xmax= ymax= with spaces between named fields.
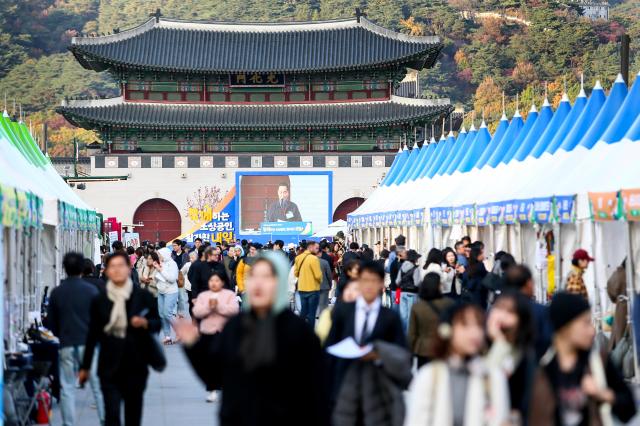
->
xmin=1 ymin=111 xmax=99 ymax=422
xmin=349 ymin=72 xmax=640 ymax=378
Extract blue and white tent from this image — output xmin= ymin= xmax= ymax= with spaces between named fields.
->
xmin=474 ymin=113 xmax=509 ymax=169
xmin=350 ymin=72 xmax=640 ymax=329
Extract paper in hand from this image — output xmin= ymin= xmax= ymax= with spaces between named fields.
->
xmin=326 ymin=337 xmax=373 ymax=359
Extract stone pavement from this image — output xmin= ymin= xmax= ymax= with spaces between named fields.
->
xmin=51 ymin=345 xmax=219 ymax=425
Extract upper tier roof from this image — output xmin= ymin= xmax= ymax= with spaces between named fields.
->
xmin=69 ymin=17 xmax=442 ymax=74
xmin=56 ymin=96 xmax=452 ymax=130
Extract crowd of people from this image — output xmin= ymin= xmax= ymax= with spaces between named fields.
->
xmin=44 ymin=233 xmax=638 ymax=426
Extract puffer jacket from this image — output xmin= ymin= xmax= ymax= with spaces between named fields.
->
xmin=155 ymin=247 xmax=179 ymax=295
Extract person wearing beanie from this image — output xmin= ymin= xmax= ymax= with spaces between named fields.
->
xmin=565 ymin=249 xmax=594 ymax=300
xmin=529 ymin=292 xmax=636 ymax=426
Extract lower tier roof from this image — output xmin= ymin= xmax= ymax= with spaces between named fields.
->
xmin=56 ymin=96 xmax=452 ymax=131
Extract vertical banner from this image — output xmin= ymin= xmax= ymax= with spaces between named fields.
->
xmin=463 ymin=204 xmax=476 ymax=226
xmin=476 ymin=204 xmax=489 ymax=227
xmin=517 ymin=199 xmax=534 ymax=223
xmin=503 ymin=200 xmax=517 ymax=225
xmin=441 ymin=208 xmax=452 ymax=228
xmin=430 ymin=208 xmax=440 ymax=226
xmin=554 ymin=195 xmax=575 ymax=224
xmin=621 ymin=189 xmax=640 ymax=221
xmin=532 ymin=197 xmax=553 ymax=224
xmin=452 ymin=206 xmax=464 ymax=226
xmin=588 ymin=191 xmax=619 ymax=221
xmin=488 ymin=202 xmax=504 ymax=225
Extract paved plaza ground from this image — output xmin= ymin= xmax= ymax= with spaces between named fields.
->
xmin=51 ymin=345 xmax=218 ymax=426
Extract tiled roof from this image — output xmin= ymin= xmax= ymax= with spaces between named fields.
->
xmin=70 ymin=17 xmax=442 ymax=74
xmin=57 ymin=96 xmax=453 ymax=130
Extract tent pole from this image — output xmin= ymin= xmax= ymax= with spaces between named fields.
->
xmin=518 ymin=223 xmax=525 ymax=264
xmin=555 ymin=223 xmax=562 ymax=297
xmin=624 ymin=221 xmax=639 ymax=383
xmin=591 ymin=221 xmax=603 ymax=333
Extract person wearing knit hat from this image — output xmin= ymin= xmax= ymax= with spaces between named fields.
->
xmin=549 ymin=291 xmax=591 ymax=331
xmin=529 ymin=292 xmax=636 ymax=425
xmin=564 ymin=248 xmax=594 ymax=300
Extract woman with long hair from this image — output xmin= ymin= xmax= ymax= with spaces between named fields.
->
xmin=404 ymin=302 xmax=510 ymax=426
xmin=421 ymin=248 xmax=445 ymax=284
xmin=408 ymin=272 xmax=454 ymax=367
xmin=441 ymin=247 xmax=461 ymax=297
xmin=486 ymin=291 xmax=536 ymax=423
xmin=175 ymin=252 xmax=328 ymax=425
xmin=462 ymin=246 xmax=489 ymax=309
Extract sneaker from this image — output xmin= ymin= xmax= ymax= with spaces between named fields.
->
xmin=206 ymin=390 xmax=218 ymax=403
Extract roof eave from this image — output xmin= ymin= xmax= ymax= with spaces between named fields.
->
xmin=55 ymin=103 xmax=452 ymax=132
xmin=68 ymin=47 xmax=442 ymax=75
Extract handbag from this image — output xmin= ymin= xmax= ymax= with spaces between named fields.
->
xmin=146 ymin=333 xmax=167 ymax=372
xmin=177 ymin=271 xmax=185 ymax=288
xmin=610 ymin=328 xmax=631 ymax=371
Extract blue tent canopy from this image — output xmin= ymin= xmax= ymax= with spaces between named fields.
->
xmin=389 ymin=144 xmax=420 ymax=185
xmin=474 ymin=114 xmax=509 ymax=170
xmin=435 ymin=128 xmax=467 ymax=176
xmin=457 ymin=121 xmax=491 ymax=172
xmin=559 ymin=82 xmax=606 ymax=152
xmin=601 ymin=71 xmax=640 ymax=144
xmin=486 ymin=112 xmax=524 ymax=168
xmin=407 ymin=139 xmax=434 ymax=181
xmin=380 ymin=148 xmax=408 ymax=187
xmin=420 ymin=135 xmax=445 ymax=178
xmin=546 ymin=92 xmax=587 ymax=154
xmin=502 ymin=105 xmax=538 ymax=164
xmin=579 ymin=75 xmax=628 ymax=149
xmin=512 ymin=99 xmax=553 ymax=161
xmin=426 ymin=131 xmax=458 ymax=178
xmin=530 ymin=95 xmax=571 ymax=158
xmin=378 ymin=149 xmax=400 ymax=186
xmin=625 ymin=111 xmax=640 ymax=142
xmin=445 ymin=125 xmax=477 ymax=175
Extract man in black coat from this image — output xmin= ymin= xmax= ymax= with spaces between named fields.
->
xmin=194 ymin=246 xmax=229 ymax=296
xmin=47 ymin=252 xmax=103 ymax=426
xmin=79 ymin=252 xmax=161 ymax=426
xmin=325 ymin=260 xmax=406 ymax=404
xmin=341 ymin=242 xmax=361 ymax=270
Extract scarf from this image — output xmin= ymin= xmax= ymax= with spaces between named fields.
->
xmin=104 ymin=279 xmax=133 ymax=338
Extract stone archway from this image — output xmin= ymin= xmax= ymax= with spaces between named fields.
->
xmin=133 ymin=198 xmax=182 ymax=243
xmin=333 ymin=197 xmax=366 ymax=222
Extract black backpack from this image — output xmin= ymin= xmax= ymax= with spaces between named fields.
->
xmin=399 ymin=265 xmax=419 ymax=292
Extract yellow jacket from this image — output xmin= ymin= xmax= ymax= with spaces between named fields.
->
xmin=236 ymin=259 xmax=251 ymax=293
xmin=294 ymin=251 xmax=322 ymax=292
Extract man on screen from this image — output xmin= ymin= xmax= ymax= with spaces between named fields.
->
xmin=265 ymin=182 xmax=303 ymax=222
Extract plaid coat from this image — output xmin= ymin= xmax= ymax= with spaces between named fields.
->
xmin=565 ymin=265 xmax=588 ymax=299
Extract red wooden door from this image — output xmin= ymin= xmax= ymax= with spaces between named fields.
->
xmin=133 ymin=198 xmax=182 ymax=243
xmin=333 ymin=197 xmax=365 ymax=222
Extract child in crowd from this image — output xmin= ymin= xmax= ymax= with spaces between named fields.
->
xmin=192 ymin=270 xmax=239 ymax=403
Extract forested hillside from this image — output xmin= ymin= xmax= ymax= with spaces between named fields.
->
xmin=0 ymin=0 xmax=638 ymax=155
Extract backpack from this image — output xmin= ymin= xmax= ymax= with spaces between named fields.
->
xmin=399 ymin=265 xmax=419 ymax=292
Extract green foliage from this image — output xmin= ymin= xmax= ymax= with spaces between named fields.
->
xmin=0 ymin=54 xmax=116 ymax=115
